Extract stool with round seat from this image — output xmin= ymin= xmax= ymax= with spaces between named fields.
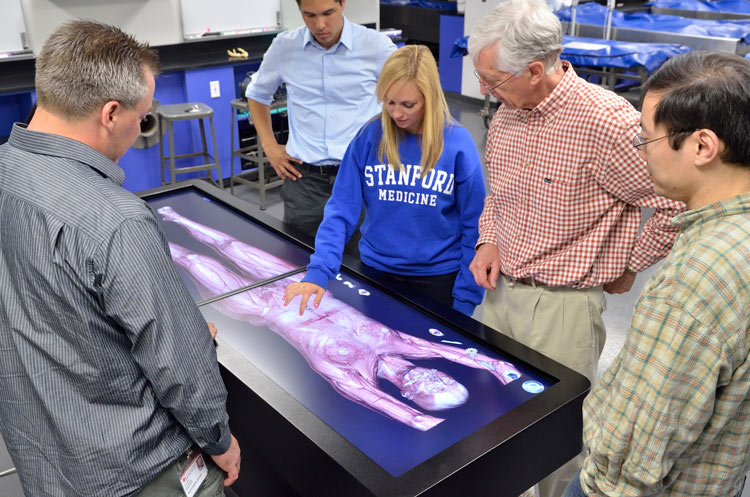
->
xmin=157 ymin=102 xmax=223 ymax=188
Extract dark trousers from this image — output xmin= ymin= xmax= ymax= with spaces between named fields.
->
xmin=281 ymin=168 xmax=361 ymax=257
xmin=363 ymin=263 xmax=458 ymax=309
xmin=134 ymin=449 xmax=225 ymax=497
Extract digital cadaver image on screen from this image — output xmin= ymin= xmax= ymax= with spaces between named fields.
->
xmin=148 ymin=189 xmax=311 ymax=302
xmin=154 ymin=202 xmax=555 ymax=477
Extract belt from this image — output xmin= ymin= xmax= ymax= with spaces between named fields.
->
xmin=299 ymin=162 xmax=340 ymax=176
xmin=503 ymin=273 xmax=545 ymax=287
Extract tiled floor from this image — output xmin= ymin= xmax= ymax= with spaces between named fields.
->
xmin=2 ymin=92 xmax=747 ymax=497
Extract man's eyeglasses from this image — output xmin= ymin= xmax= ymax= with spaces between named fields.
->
xmin=473 ymin=70 xmax=515 ymax=93
xmin=632 ymin=129 xmax=698 ymax=151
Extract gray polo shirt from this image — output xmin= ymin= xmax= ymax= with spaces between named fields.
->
xmin=0 ymin=123 xmax=231 ymax=496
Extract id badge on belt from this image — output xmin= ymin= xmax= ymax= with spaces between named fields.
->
xmin=179 ymin=449 xmax=208 ymax=497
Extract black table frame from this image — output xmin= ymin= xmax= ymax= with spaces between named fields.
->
xmin=139 ymin=180 xmax=590 ymax=497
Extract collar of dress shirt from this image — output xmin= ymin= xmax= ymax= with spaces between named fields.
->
xmin=302 ymin=15 xmax=353 ymax=52
xmin=672 ymin=193 xmax=750 ymax=230
xmin=514 ymin=60 xmax=577 ymax=123
xmin=9 ymin=122 xmax=126 ymax=186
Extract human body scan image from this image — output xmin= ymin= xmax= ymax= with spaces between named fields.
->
xmin=148 ymin=193 xmax=311 ymax=302
xmin=150 ymin=193 xmax=553 ymax=476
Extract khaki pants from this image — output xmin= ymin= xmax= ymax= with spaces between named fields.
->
xmin=483 ymin=275 xmax=607 ymax=497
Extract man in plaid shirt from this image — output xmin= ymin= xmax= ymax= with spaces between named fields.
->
xmin=563 ymin=51 xmax=750 ymax=497
xmin=467 ymin=0 xmax=683 ymax=495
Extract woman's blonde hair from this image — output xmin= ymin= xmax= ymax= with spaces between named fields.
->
xmin=375 ymin=45 xmax=451 ymax=177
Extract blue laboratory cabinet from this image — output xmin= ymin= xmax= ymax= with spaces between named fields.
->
xmin=0 ymin=33 xmax=276 ymax=193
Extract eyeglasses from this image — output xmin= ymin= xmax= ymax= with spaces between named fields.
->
xmin=632 ymin=129 xmax=698 ymax=151
xmin=473 ymin=69 xmax=516 ymax=93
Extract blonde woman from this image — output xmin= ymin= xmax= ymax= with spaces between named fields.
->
xmin=284 ymin=45 xmax=485 ymax=316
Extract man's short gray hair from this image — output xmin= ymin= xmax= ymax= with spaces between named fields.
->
xmin=468 ymin=0 xmax=563 ymax=75
xmin=35 ymin=20 xmax=159 ymax=121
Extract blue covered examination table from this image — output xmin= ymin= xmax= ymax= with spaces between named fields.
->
xmin=647 ymin=0 xmax=750 ymax=14
xmin=452 ymin=35 xmax=690 ymax=74
xmin=557 ymin=3 xmax=750 ymax=43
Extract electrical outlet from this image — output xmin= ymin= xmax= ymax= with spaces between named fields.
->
xmin=210 ymin=80 xmax=220 ymax=99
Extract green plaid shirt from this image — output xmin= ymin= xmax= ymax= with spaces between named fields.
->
xmin=581 ymin=194 xmax=750 ymax=496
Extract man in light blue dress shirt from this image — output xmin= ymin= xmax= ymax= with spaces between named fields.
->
xmin=246 ymin=0 xmax=395 ymax=240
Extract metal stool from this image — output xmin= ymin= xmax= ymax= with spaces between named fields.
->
xmin=229 ymin=98 xmax=284 ymax=209
xmin=157 ymin=102 xmax=223 ymax=188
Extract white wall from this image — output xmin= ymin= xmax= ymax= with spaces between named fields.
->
xmin=461 ymin=0 xmax=503 ymax=99
xmin=180 ymin=0 xmax=281 ymax=37
xmin=281 ymin=0 xmax=379 ymax=30
xmin=20 ymin=0 xmax=183 ymax=53
xmin=20 ymin=0 xmax=374 ymax=54
xmin=0 ymin=0 xmax=27 ymax=53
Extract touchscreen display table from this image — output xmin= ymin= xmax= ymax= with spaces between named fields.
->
xmin=140 ymin=181 xmax=590 ymax=497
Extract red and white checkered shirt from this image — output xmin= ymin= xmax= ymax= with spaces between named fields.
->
xmin=478 ymin=62 xmax=685 ymax=288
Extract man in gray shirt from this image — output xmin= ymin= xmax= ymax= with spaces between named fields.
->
xmin=0 ymin=20 xmax=240 ymax=496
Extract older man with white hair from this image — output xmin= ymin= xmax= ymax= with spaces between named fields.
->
xmin=466 ymin=0 xmax=684 ymax=495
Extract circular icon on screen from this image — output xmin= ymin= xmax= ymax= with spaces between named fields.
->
xmin=503 ymin=371 xmax=520 ymax=381
xmin=428 ymin=328 xmax=444 ymax=337
xmin=522 ymin=381 xmax=545 ymax=394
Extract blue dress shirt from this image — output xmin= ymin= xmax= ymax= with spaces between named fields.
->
xmin=246 ymin=17 xmax=395 ymax=165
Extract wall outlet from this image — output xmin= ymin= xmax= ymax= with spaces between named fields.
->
xmin=210 ymin=80 xmax=220 ymax=99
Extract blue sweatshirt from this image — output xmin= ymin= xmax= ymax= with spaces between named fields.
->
xmin=304 ymin=119 xmax=485 ymax=315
